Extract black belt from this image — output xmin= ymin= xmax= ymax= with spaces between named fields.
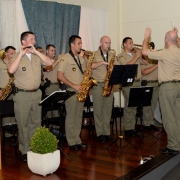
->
xmin=134 ymin=79 xmax=140 ymax=82
xmin=18 ymin=88 xmax=39 ymax=92
xmin=159 ymin=80 xmax=180 ymax=85
xmin=142 ymin=80 xmax=158 ymax=83
xmin=50 ymin=83 xmax=59 ymax=85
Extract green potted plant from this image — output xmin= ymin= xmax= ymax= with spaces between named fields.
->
xmin=27 ymin=126 xmax=60 ymax=176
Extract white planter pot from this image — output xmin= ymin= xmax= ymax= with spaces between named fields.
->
xmin=27 ymin=150 xmax=60 ymax=176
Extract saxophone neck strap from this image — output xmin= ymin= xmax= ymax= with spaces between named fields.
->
xmin=99 ymin=47 xmax=108 ymax=62
xmin=69 ymin=50 xmax=83 ymax=74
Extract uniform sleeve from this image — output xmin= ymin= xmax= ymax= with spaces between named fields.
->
xmin=57 ymin=56 xmax=67 ymax=73
xmin=117 ymin=55 xmax=127 ymax=65
xmin=114 ymin=56 xmax=119 ymax=65
xmin=148 ymin=49 xmax=163 ymax=61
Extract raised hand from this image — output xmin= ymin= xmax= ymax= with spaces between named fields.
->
xmin=144 ymin=28 xmax=152 ymax=39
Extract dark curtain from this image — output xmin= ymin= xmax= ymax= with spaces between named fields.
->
xmin=21 ymin=0 xmax=81 ymax=54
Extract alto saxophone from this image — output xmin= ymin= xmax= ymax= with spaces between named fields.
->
xmin=0 ymin=74 xmax=15 ymax=100
xmin=102 ymin=49 xmax=116 ymax=97
xmin=77 ymin=51 xmax=97 ymax=102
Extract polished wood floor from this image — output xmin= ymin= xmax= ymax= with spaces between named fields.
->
xmin=0 ymin=120 xmax=167 ymax=180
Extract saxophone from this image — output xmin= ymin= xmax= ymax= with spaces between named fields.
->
xmin=102 ymin=49 xmax=116 ymax=97
xmin=77 ymin=51 xmax=97 ymax=102
xmin=0 ymin=74 xmax=15 ymax=100
xmin=0 ymin=49 xmax=15 ymax=100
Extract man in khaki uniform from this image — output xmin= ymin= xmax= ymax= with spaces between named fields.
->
xmin=141 ymin=58 xmax=159 ymax=131
xmin=142 ymin=27 xmax=180 ymax=154
xmin=9 ymin=31 xmax=52 ymax=161
xmin=43 ymin=45 xmax=62 ymax=118
xmin=58 ymin=35 xmax=87 ymax=151
xmin=0 ymin=46 xmax=16 ymax=127
xmin=91 ymin=36 xmax=117 ymax=143
xmin=43 ymin=44 xmax=62 ymax=95
xmin=117 ymin=37 xmax=142 ymax=137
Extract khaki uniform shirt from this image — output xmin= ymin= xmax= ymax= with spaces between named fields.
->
xmin=148 ymin=45 xmax=180 ymax=83
xmin=117 ymin=51 xmax=141 ymax=80
xmin=57 ymin=53 xmax=86 ymax=85
xmin=92 ymin=49 xmax=118 ymax=82
xmin=11 ymin=53 xmax=42 ymax=90
xmin=0 ymin=59 xmax=10 ymax=88
xmin=141 ymin=62 xmax=158 ymax=81
xmin=43 ymin=59 xmax=59 ymax=83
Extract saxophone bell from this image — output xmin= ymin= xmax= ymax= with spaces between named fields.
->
xmin=0 ymin=49 xmax=5 ymax=59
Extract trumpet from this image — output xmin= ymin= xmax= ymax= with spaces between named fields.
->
xmin=133 ymin=43 xmax=162 ymax=51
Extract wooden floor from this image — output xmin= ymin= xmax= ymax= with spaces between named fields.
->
xmin=0 ymin=121 xmax=167 ymax=180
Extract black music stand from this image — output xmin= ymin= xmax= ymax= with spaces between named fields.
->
xmin=128 ymin=86 xmax=158 ymax=140
xmin=107 ymin=64 xmax=138 ymax=156
xmin=39 ymin=90 xmax=75 ymax=161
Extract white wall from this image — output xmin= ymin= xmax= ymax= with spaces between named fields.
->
xmin=119 ymin=0 xmax=180 ymax=50
xmin=41 ymin=0 xmax=120 ymax=53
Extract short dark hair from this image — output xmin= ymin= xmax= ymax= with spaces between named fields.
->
xmin=5 ymin=46 xmax=16 ymax=52
xmin=149 ymin=42 xmax=155 ymax=49
xmin=20 ymin=31 xmax=34 ymax=43
xmin=46 ymin=44 xmax=55 ymax=50
xmin=69 ymin=35 xmax=81 ymax=49
xmin=36 ymin=46 xmax=43 ymax=50
xmin=122 ymin=37 xmax=132 ymax=48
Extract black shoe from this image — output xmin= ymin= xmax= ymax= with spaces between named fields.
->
xmin=104 ymin=135 xmax=115 ymax=142
xmin=159 ymin=147 xmax=179 ymax=155
xmin=132 ymin=129 xmax=138 ymax=136
xmin=77 ymin=143 xmax=87 ymax=148
xmin=98 ymin=135 xmax=106 ymax=143
xmin=21 ymin=154 xmax=27 ymax=162
xmin=69 ymin=145 xmax=78 ymax=151
xmin=150 ymin=125 xmax=160 ymax=132
xmin=144 ymin=126 xmax=153 ymax=131
xmin=124 ymin=130 xmax=134 ymax=137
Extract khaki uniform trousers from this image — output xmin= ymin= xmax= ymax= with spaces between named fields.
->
xmin=143 ymin=82 xmax=159 ymax=126
xmin=45 ymin=84 xmax=60 ymax=118
xmin=13 ymin=89 xmax=42 ymax=154
xmin=92 ymin=82 xmax=113 ymax=136
xmin=65 ymin=90 xmax=84 ymax=146
xmin=2 ymin=94 xmax=16 ymax=126
xmin=159 ymin=83 xmax=180 ymax=151
xmin=122 ymin=81 xmax=141 ymax=130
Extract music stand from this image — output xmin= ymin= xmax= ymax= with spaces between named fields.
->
xmin=107 ymin=64 xmax=138 ymax=156
xmin=39 ymin=90 xmax=76 ymax=161
xmin=128 ymin=86 xmax=158 ymax=140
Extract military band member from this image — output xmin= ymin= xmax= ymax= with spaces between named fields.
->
xmin=142 ymin=27 xmax=180 ymax=154
xmin=141 ymin=44 xmax=159 ymax=132
xmin=117 ymin=37 xmax=142 ymax=137
xmin=0 ymin=46 xmax=16 ymax=127
xmin=43 ymin=44 xmax=62 ymax=95
xmin=9 ymin=31 xmax=52 ymax=161
xmin=36 ymin=46 xmax=44 ymax=54
xmin=58 ymin=35 xmax=87 ymax=151
xmin=91 ymin=36 xmax=117 ymax=143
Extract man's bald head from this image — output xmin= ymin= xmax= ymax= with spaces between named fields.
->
xmin=100 ymin=36 xmax=111 ymax=53
xmin=165 ymin=31 xmax=177 ymax=46
xmin=100 ymin=36 xmax=110 ymax=43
